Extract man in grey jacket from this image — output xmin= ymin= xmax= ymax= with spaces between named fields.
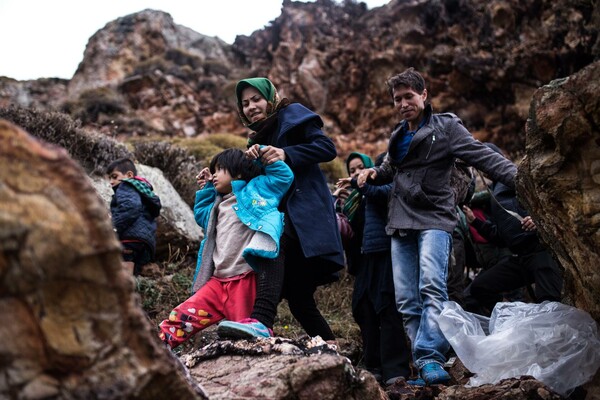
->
xmin=358 ymin=68 xmax=517 ymax=385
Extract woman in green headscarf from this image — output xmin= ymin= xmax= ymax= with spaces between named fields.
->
xmin=217 ymin=77 xmax=344 ymax=342
xmin=334 ymin=152 xmax=374 ymax=222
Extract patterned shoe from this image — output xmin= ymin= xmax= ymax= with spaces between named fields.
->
xmin=420 ymin=363 xmax=450 ymax=385
xmin=217 ymin=318 xmax=273 ymax=339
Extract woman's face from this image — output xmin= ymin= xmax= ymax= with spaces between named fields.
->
xmin=241 ymin=87 xmax=269 ymax=123
xmin=348 ymin=157 xmax=366 ymax=179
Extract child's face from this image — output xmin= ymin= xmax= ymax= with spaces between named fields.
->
xmin=212 ymin=167 xmax=234 ymax=194
xmin=108 ymin=170 xmax=133 ymax=188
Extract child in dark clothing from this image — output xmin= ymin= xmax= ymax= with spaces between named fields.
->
xmin=159 ymin=148 xmax=293 ymax=348
xmin=107 ymin=158 xmax=162 ymax=276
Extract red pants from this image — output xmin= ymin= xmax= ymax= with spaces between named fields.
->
xmin=159 ymin=272 xmax=256 ymax=348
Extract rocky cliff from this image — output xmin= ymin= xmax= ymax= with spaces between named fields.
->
xmin=1 ymin=0 xmax=597 ymax=158
xmin=1 ymin=1 xmax=600 ymax=397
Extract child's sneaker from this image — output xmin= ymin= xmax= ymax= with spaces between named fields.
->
xmin=217 ymin=318 xmax=273 ymax=339
xmin=420 ymin=362 xmax=450 ymax=385
xmin=405 ymin=377 xmax=426 ymax=386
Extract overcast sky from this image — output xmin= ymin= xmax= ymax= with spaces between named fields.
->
xmin=0 ymin=0 xmax=389 ymax=81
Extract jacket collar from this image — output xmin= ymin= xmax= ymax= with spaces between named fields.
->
xmin=407 ymin=104 xmax=434 ymax=152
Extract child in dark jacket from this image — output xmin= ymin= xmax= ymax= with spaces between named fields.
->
xmin=107 ymin=158 xmax=162 ymax=276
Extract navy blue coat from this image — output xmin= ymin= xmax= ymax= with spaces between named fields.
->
xmin=348 ymin=180 xmax=396 ymax=313
xmin=359 ymin=182 xmax=392 ymax=254
xmin=110 ymin=180 xmax=162 ymax=254
xmin=270 ymin=103 xmax=345 ymax=270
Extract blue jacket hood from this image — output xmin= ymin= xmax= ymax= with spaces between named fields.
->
xmin=278 ymin=103 xmax=323 ymax=135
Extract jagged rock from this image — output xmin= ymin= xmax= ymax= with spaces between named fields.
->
xmin=437 ymin=376 xmax=562 ymax=400
xmin=62 ymin=9 xmax=239 ymax=138
xmin=180 ymin=336 xmax=387 ymax=400
xmin=0 ymin=77 xmax=68 ymax=110
xmin=518 ymin=59 xmax=600 ymax=398
xmin=68 ymin=9 xmax=233 ymax=98
xmin=90 ymin=163 xmax=202 ymax=259
xmin=0 ymin=119 xmax=206 ymax=399
xmin=1 ymin=1 xmax=596 ymax=156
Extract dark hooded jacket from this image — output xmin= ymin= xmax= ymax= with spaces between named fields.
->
xmin=110 ymin=178 xmax=162 ymax=255
xmin=260 ymin=103 xmax=345 ymax=272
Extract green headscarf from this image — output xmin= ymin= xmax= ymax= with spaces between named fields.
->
xmin=345 ymin=152 xmax=374 ymax=175
xmin=342 ymin=152 xmax=374 ymax=223
xmin=235 ymin=77 xmax=281 ymax=127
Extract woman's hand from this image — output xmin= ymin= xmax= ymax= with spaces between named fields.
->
xmin=333 ymin=177 xmax=350 ymax=196
xmin=333 ymin=187 xmax=350 ymax=201
xmin=259 ymin=145 xmax=286 ymax=165
xmin=336 ymin=177 xmax=352 ymax=188
xmin=245 ymin=144 xmax=261 ymax=160
xmin=195 ymin=167 xmax=212 ymax=189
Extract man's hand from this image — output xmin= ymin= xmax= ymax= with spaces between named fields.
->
xmin=521 ymin=215 xmax=536 ymax=231
xmin=357 ymin=168 xmax=377 ymax=187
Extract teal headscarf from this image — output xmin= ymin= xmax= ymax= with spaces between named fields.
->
xmin=345 ymin=152 xmax=374 ymax=175
xmin=235 ymin=77 xmax=282 ymax=127
xmin=342 ymin=152 xmax=373 ymax=222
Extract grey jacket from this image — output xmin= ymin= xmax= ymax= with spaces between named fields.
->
xmin=372 ymin=105 xmax=517 ymax=234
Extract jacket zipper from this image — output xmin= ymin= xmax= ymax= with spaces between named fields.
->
xmin=425 ymin=134 xmax=436 ymax=159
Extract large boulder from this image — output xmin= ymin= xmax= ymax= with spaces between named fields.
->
xmin=518 ymin=60 xmax=600 ymax=396
xmin=519 ymin=60 xmax=600 ymax=319
xmin=0 ymin=119 xmax=206 ymax=399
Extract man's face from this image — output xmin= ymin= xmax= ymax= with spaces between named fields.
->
xmin=392 ymin=85 xmax=427 ymax=125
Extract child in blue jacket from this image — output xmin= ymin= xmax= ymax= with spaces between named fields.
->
xmin=107 ymin=158 xmax=162 ymax=276
xmin=159 ymin=148 xmax=293 ymax=348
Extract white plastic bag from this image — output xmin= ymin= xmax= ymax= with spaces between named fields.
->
xmin=439 ymin=301 xmax=600 ymax=396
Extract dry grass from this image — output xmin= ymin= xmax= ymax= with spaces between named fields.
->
xmin=0 ymin=106 xmax=132 ymax=175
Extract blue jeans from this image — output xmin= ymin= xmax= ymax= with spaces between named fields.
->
xmin=391 ymin=229 xmax=451 ymax=369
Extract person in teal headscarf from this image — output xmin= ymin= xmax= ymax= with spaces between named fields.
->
xmin=334 ymin=152 xmax=374 ymax=223
xmin=216 ymin=77 xmax=344 ymax=342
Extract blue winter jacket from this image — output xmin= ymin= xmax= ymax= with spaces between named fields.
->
xmin=356 ymin=181 xmax=393 ymax=254
xmin=191 ymin=159 xmax=294 ymax=293
xmin=110 ymin=178 xmax=162 ymax=254
xmin=270 ymin=103 xmax=345 ymax=271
